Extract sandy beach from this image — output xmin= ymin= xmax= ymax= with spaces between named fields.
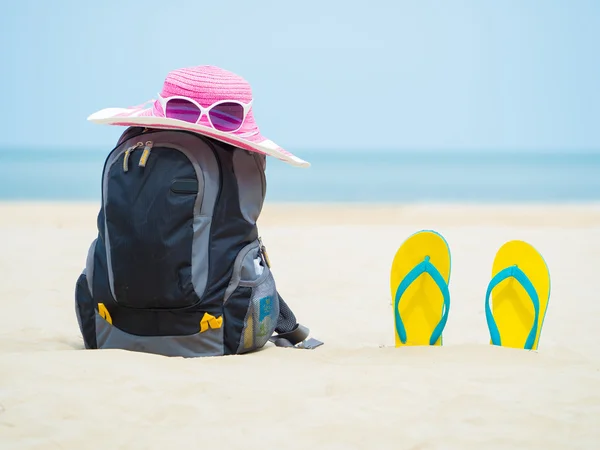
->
xmin=1 ymin=201 xmax=599 ymax=449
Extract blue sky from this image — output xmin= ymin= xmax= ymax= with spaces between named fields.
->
xmin=1 ymin=0 xmax=599 ymax=152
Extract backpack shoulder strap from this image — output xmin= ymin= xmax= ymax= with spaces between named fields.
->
xmin=270 ymin=292 xmax=324 ymax=349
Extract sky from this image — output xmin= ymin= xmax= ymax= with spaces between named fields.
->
xmin=1 ymin=0 xmax=599 ymax=152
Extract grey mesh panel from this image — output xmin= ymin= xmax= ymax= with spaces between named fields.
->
xmin=101 ymin=131 xmax=219 ymax=302
xmin=223 ymin=237 xmax=280 ymax=354
xmin=275 ymin=294 xmax=298 ymax=334
xmin=94 ymin=314 xmax=223 ymax=357
xmin=223 ymin=239 xmax=261 ymax=303
xmin=232 ymin=150 xmax=266 ymax=224
xmin=237 ymin=267 xmax=279 ymax=353
xmin=85 ymin=238 xmax=97 ymax=296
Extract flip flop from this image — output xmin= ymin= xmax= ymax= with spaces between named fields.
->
xmin=485 ymin=240 xmax=551 ymax=350
xmin=390 ymin=230 xmax=451 ymax=347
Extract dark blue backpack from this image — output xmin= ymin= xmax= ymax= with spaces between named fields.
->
xmin=74 ymin=126 xmax=313 ymax=357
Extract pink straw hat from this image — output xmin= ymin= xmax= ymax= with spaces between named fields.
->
xmin=87 ymin=65 xmax=309 ymax=168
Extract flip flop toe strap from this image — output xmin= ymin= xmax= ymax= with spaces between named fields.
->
xmin=394 ymin=256 xmax=450 ymax=345
xmin=485 ymin=265 xmax=540 ymax=350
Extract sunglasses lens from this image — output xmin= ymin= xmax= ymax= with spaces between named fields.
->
xmin=208 ymin=102 xmax=245 ymax=132
xmin=165 ymin=99 xmax=201 ymax=123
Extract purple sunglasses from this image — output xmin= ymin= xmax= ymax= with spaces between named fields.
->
xmin=156 ymin=93 xmax=253 ymax=133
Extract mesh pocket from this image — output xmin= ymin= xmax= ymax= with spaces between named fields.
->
xmin=223 ymin=239 xmax=280 ymax=354
xmin=238 ymin=269 xmax=280 ymax=353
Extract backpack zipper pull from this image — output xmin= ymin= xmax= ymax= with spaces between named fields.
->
xmin=138 ymin=141 xmax=154 ymax=168
xmin=258 ymin=237 xmax=271 ymax=268
xmin=123 ymin=142 xmax=143 ymax=172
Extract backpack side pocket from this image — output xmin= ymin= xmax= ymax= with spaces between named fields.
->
xmin=223 ymin=240 xmax=279 ymax=355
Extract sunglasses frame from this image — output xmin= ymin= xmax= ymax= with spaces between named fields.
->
xmin=156 ymin=93 xmax=253 ymax=133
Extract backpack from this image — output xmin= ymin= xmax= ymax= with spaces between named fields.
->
xmin=74 ymin=126 xmax=312 ymax=357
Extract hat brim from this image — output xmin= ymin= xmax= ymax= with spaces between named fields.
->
xmin=87 ymin=107 xmax=310 ymax=168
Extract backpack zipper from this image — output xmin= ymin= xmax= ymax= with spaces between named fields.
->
xmin=258 ymin=236 xmax=271 ymax=268
xmin=123 ymin=142 xmax=143 ymax=172
xmin=138 ymin=141 xmax=154 ymax=168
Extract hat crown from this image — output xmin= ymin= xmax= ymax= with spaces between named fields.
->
xmin=160 ymin=65 xmax=253 ymax=107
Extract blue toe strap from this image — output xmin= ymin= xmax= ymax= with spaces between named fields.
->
xmin=394 ymin=256 xmax=450 ymax=345
xmin=485 ymin=265 xmax=540 ymax=350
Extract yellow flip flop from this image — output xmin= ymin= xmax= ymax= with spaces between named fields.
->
xmin=485 ymin=240 xmax=551 ymax=350
xmin=390 ymin=230 xmax=451 ymax=347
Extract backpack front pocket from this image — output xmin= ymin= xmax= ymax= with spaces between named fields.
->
xmin=104 ymin=145 xmax=201 ymax=309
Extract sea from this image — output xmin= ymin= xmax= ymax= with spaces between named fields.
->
xmin=0 ymin=148 xmax=598 ymax=203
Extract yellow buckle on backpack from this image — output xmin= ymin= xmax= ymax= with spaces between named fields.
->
xmin=200 ymin=313 xmax=223 ymax=332
xmin=98 ymin=303 xmax=112 ymax=324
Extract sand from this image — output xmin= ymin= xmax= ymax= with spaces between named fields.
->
xmin=1 ymin=201 xmax=599 ymax=449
